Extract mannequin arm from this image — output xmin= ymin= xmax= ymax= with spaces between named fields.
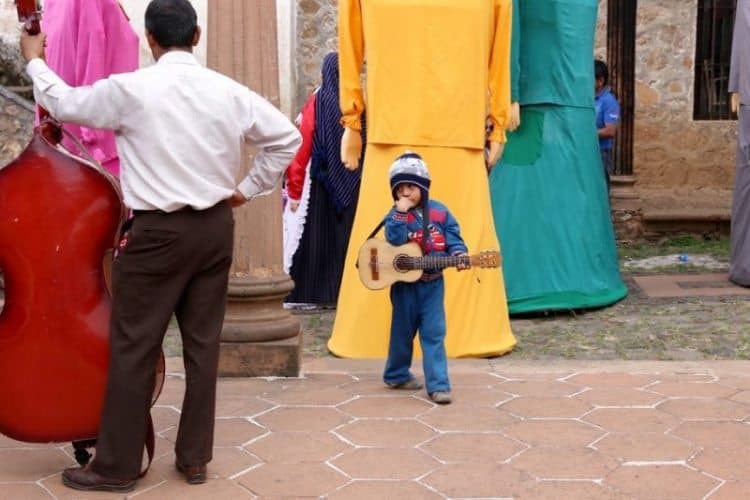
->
xmin=507 ymin=102 xmax=521 ymax=132
xmin=487 ymin=0 xmax=513 ymax=143
xmin=732 ymin=92 xmax=739 ymax=114
xmin=487 ymin=141 xmax=505 ymax=169
xmin=341 ymin=126 xmax=363 ymax=170
xmin=338 ymin=0 xmax=366 ymax=132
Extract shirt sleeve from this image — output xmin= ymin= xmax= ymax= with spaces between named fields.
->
xmin=384 ymin=209 xmax=409 ymax=245
xmin=488 ymin=0 xmax=513 ymax=143
xmin=26 ymin=58 xmax=124 ymax=130
xmin=338 ymin=0 xmax=365 ymax=131
xmin=285 ymin=92 xmax=316 ymax=201
xmin=603 ymin=96 xmax=621 ymax=126
xmin=238 ymin=90 xmax=303 ymax=199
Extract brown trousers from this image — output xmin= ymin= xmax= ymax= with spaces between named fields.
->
xmin=91 ymin=201 xmax=234 ymax=479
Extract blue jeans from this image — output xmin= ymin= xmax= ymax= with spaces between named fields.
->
xmin=384 ymin=279 xmax=450 ymax=394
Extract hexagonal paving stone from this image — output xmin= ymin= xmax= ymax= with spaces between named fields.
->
xmin=731 ymin=390 xmax=750 ymax=404
xmin=336 ymin=419 xmax=435 ymax=447
xmin=447 ymin=385 xmax=514 ymax=407
xmin=0 ymin=449 xmax=72 ymax=481
xmin=331 ymin=448 xmax=438 ymax=480
xmin=565 ymin=373 xmax=658 ymax=388
xmin=254 ymin=406 xmax=350 ymax=432
xmin=518 ymin=480 xmax=632 ymax=499
xmin=500 ymin=397 xmax=592 ymax=418
xmin=134 ymin=478 xmax=255 ymax=499
xmin=648 ymin=381 xmax=739 ymax=398
xmin=594 ymin=432 xmax=697 ymax=462
xmin=216 ymin=377 xmax=276 ymax=398
xmin=420 ymin=433 xmax=525 ymax=463
xmin=204 ymin=447 xmax=261 ymax=479
xmin=504 ymin=420 xmax=605 ymax=448
xmin=237 ymin=462 xmax=348 ymax=497
xmin=338 ymin=396 xmax=432 ymax=418
xmin=658 ymin=398 xmax=750 ymax=420
xmin=163 ymin=418 xmax=265 ymax=447
xmin=690 ymin=448 xmax=750 ymax=480
xmin=672 ymin=421 xmax=750 ymax=449
xmin=0 ymin=484 xmax=54 ymax=499
xmin=498 ymin=380 xmax=583 ymax=397
xmin=717 ymin=376 xmax=750 ymax=391
xmin=422 ymin=462 xmax=530 ymax=498
xmin=510 ymin=447 xmax=619 ymax=480
xmin=605 ymin=464 xmax=720 ymax=500
xmin=709 ymin=481 xmax=750 ymax=499
xmin=150 ymin=405 xmax=181 ymax=433
xmin=214 ymin=396 xmax=275 ymax=418
xmin=327 ymin=480 xmax=443 ymax=499
xmin=262 ymin=386 xmax=353 ymax=406
xmin=573 ymin=387 xmax=665 ymax=407
xmin=418 ymin=405 xmax=517 ymax=432
xmin=448 ymin=372 xmax=505 ymax=386
xmin=583 ymin=408 xmax=679 ymax=433
xmin=246 ymin=431 xmax=351 ymax=463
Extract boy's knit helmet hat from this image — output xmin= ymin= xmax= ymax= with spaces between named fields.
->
xmin=388 ymin=151 xmax=431 ymax=200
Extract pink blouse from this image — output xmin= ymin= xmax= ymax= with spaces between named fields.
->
xmin=42 ymin=0 xmax=139 ymax=177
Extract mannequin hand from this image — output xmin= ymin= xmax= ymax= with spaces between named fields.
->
xmin=732 ymin=93 xmax=739 ymax=114
xmin=507 ymin=102 xmax=521 ymax=132
xmin=486 ymin=141 xmax=505 ymax=171
xmin=289 ymin=199 xmax=300 ymax=212
xmin=341 ymin=127 xmax=363 ymax=170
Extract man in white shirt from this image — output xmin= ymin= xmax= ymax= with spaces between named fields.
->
xmin=20 ymin=0 xmax=301 ymax=492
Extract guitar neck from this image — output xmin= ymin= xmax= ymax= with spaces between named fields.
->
xmin=403 ymin=254 xmax=469 ymax=270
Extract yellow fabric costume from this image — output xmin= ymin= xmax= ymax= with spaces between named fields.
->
xmin=328 ymin=0 xmax=517 ymax=358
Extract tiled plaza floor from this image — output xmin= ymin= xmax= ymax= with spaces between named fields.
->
xmin=1 ymin=358 xmax=749 ymax=499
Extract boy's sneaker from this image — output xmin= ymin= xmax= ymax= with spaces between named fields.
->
xmin=387 ymin=378 xmax=423 ymax=390
xmin=429 ymin=391 xmax=452 ymax=404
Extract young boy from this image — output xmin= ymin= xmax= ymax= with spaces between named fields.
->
xmin=383 ymin=152 xmax=469 ymax=404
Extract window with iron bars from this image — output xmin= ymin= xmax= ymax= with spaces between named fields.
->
xmin=694 ymin=0 xmax=737 ymax=120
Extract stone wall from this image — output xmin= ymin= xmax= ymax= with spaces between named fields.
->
xmin=633 ymin=0 xmax=735 ymax=193
xmin=0 ymin=87 xmax=34 ymax=168
xmin=294 ymin=0 xmax=337 ymax=113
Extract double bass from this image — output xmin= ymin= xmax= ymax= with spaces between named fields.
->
xmin=0 ymin=0 xmax=164 ymax=465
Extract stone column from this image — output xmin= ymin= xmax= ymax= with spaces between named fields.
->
xmin=207 ymin=0 xmax=301 ymax=377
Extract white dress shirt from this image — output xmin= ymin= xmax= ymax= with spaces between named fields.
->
xmin=26 ymin=51 xmax=301 ymax=211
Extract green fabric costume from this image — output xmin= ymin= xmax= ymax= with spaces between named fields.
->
xmin=490 ymin=0 xmax=627 ymax=313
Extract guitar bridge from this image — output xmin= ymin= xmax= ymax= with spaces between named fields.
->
xmin=368 ymin=247 xmax=379 ymax=280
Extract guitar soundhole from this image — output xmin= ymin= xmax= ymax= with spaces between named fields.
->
xmin=394 ymin=255 xmax=411 ymax=273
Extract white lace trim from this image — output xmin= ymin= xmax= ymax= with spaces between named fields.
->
xmin=282 ymin=159 xmax=312 ymax=274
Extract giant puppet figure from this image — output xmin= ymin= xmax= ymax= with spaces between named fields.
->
xmin=42 ymin=0 xmax=139 ymax=177
xmin=327 ymin=0 xmax=517 ymax=358
xmin=729 ymin=0 xmax=750 ymax=286
xmin=489 ymin=0 xmax=627 ymax=313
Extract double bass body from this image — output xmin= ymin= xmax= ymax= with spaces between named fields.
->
xmin=0 ymin=131 xmax=124 ymax=442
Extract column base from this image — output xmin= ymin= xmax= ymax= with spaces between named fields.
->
xmin=218 ymin=333 xmax=302 ymax=377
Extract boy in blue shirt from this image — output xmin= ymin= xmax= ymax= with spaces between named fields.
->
xmin=595 ymin=59 xmax=620 ymax=192
xmin=382 ymin=152 xmax=468 ymax=404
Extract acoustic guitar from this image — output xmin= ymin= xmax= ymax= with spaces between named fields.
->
xmin=357 ymin=238 xmax=501 ymax=290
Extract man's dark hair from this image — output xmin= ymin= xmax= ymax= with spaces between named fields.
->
xmin=595 ymin=59 xmax=609 ymax=85
xmin=145 ymin=0 xmax=198 ymax=48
